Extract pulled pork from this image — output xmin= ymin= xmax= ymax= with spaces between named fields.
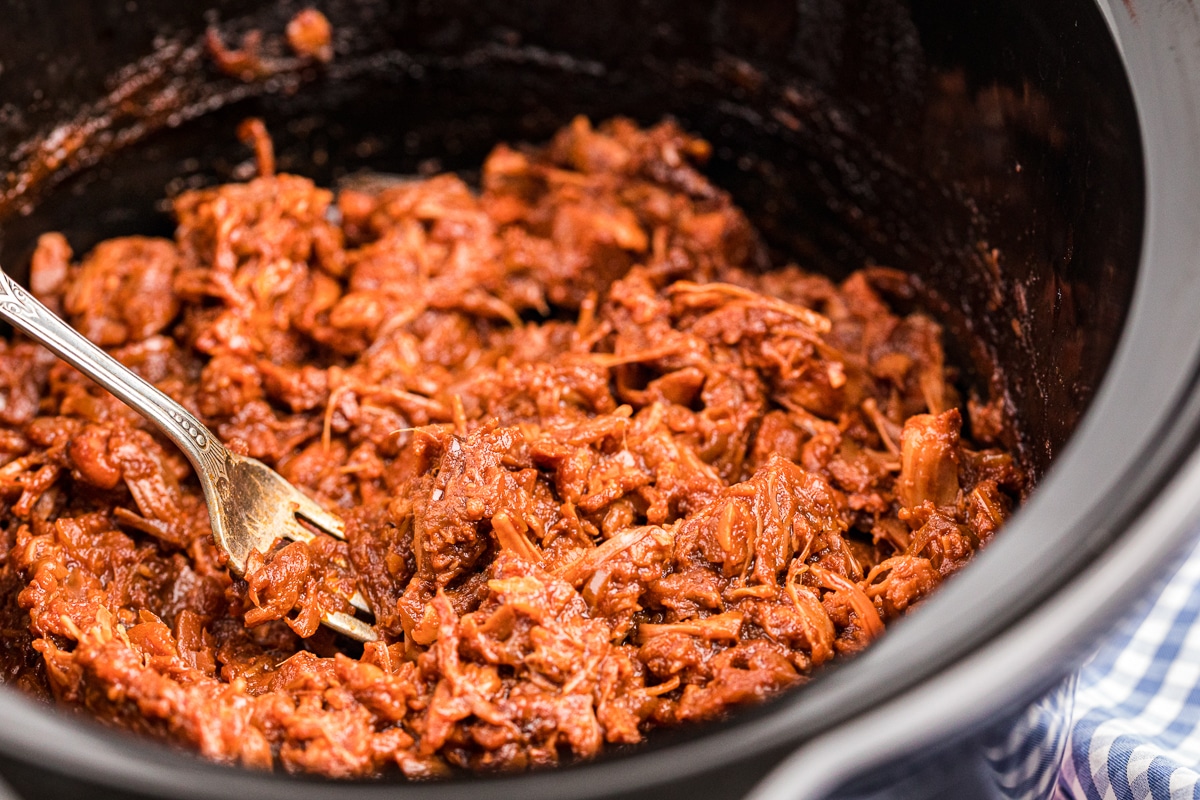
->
xmin=0 ymin=117 xmax=1023 ymax=777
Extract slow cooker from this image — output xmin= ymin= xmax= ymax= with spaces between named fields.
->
xmin=0 ymin=1 xmax=1197 ymax=798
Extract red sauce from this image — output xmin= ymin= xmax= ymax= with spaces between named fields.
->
xmin=0 ymin=116 xmax=1022 ymax=777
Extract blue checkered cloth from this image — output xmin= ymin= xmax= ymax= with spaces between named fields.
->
xmin=993 ymin=532 xmax=1200 ymax=800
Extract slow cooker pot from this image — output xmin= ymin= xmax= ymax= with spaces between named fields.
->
xmin=0 ymin=1 xmax=1197 ymax=798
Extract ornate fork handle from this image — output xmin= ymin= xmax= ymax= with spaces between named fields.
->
xmin=0 ymin=268 xmax=230 ymax=486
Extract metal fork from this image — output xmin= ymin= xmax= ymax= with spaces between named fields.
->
xmin=0 ymin=267 xmax=376 ymax=642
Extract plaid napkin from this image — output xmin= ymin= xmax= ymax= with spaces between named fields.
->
xmin=991 ymin=532 xmax=1200 ymax=800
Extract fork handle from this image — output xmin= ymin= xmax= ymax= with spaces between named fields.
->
xmin=0 ymin=267 xmax=230 ymax=485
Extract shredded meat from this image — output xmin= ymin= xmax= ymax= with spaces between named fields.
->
xmin=286 ymin=9 xmax=334 ymax=64
xmin=0 ymin=116 xmax=1024 ymax=777
xmin=207 ymin=8 xmax=333 ymax=82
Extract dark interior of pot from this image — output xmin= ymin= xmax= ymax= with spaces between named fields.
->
xmin=0 ymin=1 xmax=1142 ymax=798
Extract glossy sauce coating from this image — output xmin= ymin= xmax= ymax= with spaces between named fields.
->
xmin=0 ymin=118 xmax=1022 ymax=777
